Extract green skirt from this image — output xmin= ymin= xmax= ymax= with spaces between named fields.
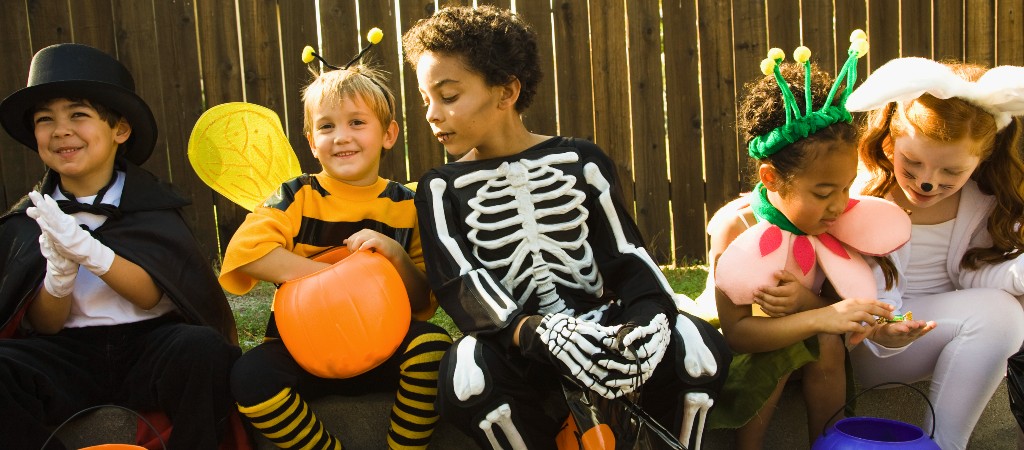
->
xmin=708 ymin=337 xmax=819 ymax=429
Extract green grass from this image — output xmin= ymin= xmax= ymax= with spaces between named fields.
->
xmin=227 ymin=266 xmax=711 ymax=352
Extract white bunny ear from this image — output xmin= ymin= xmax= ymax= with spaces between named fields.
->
xmin=967 ymin=65 xmax=1024 ymax=129
xmin=846 ymin=57 xmax=1024 ymax=130
xmin=846 ymin=57 xmax=965 ymax=112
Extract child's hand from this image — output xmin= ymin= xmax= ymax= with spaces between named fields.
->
xmin=816 ymin=298 xmax=894 ymax=343
xmin=344 ymin=229 xmax=404 ymax=263
xmin=754 ymin=270 xmax=811 ymax=317
xmin=27 ymin=191 xmax=115 ymax=276
xmin=867 ymin=318 xmax=937 ymax=349
xmin=38 ymin=232 xmax=79 ymax=297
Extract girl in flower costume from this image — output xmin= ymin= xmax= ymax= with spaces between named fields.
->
xmin=700 ymin=32 xmax=936 ymax=449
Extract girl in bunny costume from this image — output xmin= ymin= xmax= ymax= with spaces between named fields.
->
xmin=846 ymin=57 xmax=1024 ymax=449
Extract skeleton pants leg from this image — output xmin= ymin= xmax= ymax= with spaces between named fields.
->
xmin=436 ymin=337 xmax=567 ymax=450
xmin=635 ymin=314 xmax=730 ymax=450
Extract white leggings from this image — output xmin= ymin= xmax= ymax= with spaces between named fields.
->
xmin=851 ymin=288 xmax=1024 ymax=450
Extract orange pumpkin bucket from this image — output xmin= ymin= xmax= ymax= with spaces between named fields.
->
xmin=80 ymin=445 xmax=147 ymax=450
xmin=273 ymin=247 xmax=412 ymax=378
xmin=556 ymin=414 xmax=615 ymax=450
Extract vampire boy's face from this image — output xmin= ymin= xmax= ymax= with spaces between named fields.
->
xmin=32 ymin=98 xmax=129 ymax=193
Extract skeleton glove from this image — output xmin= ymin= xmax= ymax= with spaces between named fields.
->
xmin=600 ymin=313 xmax=671 ymax=392
xmin=519 ymin=313 xmax=664 ymax=399
xmin=27 ymin=191 xmax=115 ymax=276
xmin=38 ymin=232 xmax=79 ymax=298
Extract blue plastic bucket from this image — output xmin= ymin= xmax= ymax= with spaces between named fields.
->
xmin=812 ymin=416 xmax=939 ymax=449
xmin=812 ymin=382 xmax=940 ymax=450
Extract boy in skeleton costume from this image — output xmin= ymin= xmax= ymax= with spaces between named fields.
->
xmin=403 ymin=6 xmax=730 ymax=449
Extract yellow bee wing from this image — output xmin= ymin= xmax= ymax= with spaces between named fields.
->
xmin=187 ymin=102 xmax=302 ymax=211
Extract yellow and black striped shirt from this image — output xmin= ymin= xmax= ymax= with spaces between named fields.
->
xmin=219 ymin=173 xmax=423 ymax=306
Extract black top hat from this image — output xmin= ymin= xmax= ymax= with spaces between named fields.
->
xmin=0 ymin=43 xmax=157 ymax=165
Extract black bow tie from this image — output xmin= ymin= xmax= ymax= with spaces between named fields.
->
xmin=55 ymin=170 xmax=123 ymax=220
xmin=55 ymin=199 xmax=122 ymax=219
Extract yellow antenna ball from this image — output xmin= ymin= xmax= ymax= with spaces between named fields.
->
xmin=850 ymin=29 xmax=867 ymax=43
xmin=367 ymin=27 xmax=384 ymax=45
xmin=767 ymin=48 xmax=785 ymax=61
xmin=852 ymin=39 xmax=869 ymax=58
xmin=760 ymin=58 xmax=777 ymax=75
xmin=793 ymin=46 xmax=811 ymax=63
xmin=301 ymin=46 xmax=315 ymax=64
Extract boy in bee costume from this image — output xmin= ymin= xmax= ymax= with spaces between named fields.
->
xmin=220 ymin=33 xmax=452 ymax=450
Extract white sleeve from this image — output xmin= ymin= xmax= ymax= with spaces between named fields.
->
xmin=957 ymin=255 xmax=1024 ymax=296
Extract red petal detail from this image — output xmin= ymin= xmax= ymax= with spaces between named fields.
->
xmin=844 ymin=198 xmax=860 ymax=213
xmin=817 ymin=233 xmax=850 ymax=259
xmin=793 ymin=236 xmax=815 ymax=275
xmin=759 ymin=225 xmax=783 ymax=257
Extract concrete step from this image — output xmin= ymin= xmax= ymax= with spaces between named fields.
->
xmin=53 ymin=379 xmax=1017 ymax=449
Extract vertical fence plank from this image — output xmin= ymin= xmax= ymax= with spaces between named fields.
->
xmin=359 ymin=0 xmax=408 ymax=182
xmin=801 ymin=0 xmax=836 ymax=74
xmin=834 ymin=0 xmax=867 ymax=83
xmin=697 ymin=0 xmax=738 ymax=218
xmin=867 ymin=0 xmax=901 ymax=70
xmin=112 ymin=0 xmax=170 ymax=182
xmin=69 ymin=0 xmax=116 ymax=53
xmin=318 ymin=0 xmax=360 ymax=72
xmin=278 ymin=1 xmax=319 ymax=174
xmin=589 ymin=0 xmax=635 ymax=208
xmin=766 ymin=0 xmax=801 ymax=51
xmin=731 ymin=0 xmax=767 ymax=192
xmin=933 ymin=0 xmax=964 ymax=61
xmin=0 ymin=1 xmax=40 ymax=209
xmin=551 ymin=0 xmax=594 ymax=141
xmin=399 ymin=1 xmax=447 ymax=182
xmin=517 ymin=1 xmax=558 ymax=137
xmin=196 ymin=0 xmax=248 ymax=254
xmin=147 ymin=0 xmax=220 ymax=262
xmin=900 ymin=0 xmax=932 ymax=58
xmin=964 ymin=0 xmax=994 ymax=66
xmin=27 ymin=0 xmax=73 ymax=47
xmin=625 ymin=1 xmax=671 ymax=262
xmin=997 ymin=0 xmax=1024 ymax=66
xmin=238 ymin=1 xmax=285 ymax=114
xmin=665 ymin=0 xmax=708 ymax=262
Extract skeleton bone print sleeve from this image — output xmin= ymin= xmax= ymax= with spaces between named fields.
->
xmin=415 ymin=137 xmax=676 ymax=337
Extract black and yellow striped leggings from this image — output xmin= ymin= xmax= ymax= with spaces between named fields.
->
xmin=231 ymin=321 xmax=452 ymax=449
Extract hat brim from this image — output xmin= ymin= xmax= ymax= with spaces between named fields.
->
xmin=0 ymin=80 xmax=157 ymax=165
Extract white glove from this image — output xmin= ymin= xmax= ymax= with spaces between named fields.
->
xmin=39 ymin=232 xmax=79 ymax=298
xmin=27 ymin=191 xmax=115 ymax=276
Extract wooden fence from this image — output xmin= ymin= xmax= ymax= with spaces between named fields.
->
xmin=1 ymin=0 xmax=1022 ymax=265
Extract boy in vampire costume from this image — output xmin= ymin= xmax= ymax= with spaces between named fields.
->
xmin=0 ymin=43 xmax=239 ymax=450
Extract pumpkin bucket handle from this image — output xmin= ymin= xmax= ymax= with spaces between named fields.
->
xmin=42 ymin=404 xmax=167 ymax=450
xmin=821 ymin=381 xmax=937 ymax=439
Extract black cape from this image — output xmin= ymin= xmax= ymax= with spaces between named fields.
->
xmin=0 ymin=160 xmax=236 ymax=342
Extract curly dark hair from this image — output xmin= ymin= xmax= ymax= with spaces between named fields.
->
xmin=402 ymin=5 xmax=541 ymax=112
xmin=739 ymin=62 xmax=859 ymax=183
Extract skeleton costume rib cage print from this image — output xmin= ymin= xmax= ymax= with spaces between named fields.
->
xmin=417 ymin=137 xmax=730 ymax=450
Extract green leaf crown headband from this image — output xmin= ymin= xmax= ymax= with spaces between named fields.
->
xmin=748 ymin=30 xmax=869 ymax=160
xmin=300 ymin=27 xmax=393 ymax=114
